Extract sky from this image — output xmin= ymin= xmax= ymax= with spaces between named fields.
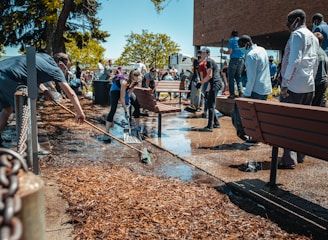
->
xmin=4 ymin=0 xmax=278 ymax=60
xmin=98 ymin=0 xmax=195 ymax=60
xmin=5 ymin=0 xmax=195 ymax=59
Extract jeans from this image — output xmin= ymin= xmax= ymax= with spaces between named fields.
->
xmin=250 ymin=92 xmax=268 ymax=100
xmin=201 ymin=82 xmax=209 ymax=112
xmin=207 ymin=87 xmax=220 ymax=128
xmin=228 ymin=58 xmax=244 ymax=96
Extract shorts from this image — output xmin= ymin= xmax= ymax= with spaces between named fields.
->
xmin=0 ymin=72 xmax=18 ymax=111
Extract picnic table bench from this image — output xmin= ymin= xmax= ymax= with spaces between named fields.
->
xmin=235 ymin=98 xmax=328 ymax=186
xmin=133 ymin=87 xmax=181 ymax=137
xmin=155 ymin=80 xmax=190 ymax=104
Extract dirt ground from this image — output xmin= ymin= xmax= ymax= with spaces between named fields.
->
xmin=10 ymin=97 xmax=326 ymax=239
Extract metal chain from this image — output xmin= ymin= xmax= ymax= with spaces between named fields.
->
xmin=16 ymin=104 xmax=28 ymax=158
xmin=16 ymin=88 xmax=29 ymax=158
xmin=0 ymin=148 xmax=28 ymax=240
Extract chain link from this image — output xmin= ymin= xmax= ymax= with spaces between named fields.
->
xmin=16 ymin=87 xmax=29 ymax=158
xmin=0 ymin=148 xmax=28 ymax=240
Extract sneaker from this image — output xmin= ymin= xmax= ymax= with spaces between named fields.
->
xmin=243 ymin=136 xmax=259 ymax=146
xmin=201 ymin=113 xmax=207 ymax=118
xmin=198 ymin=127 xmax=213 ymax=132
xmin=278 ymin=163 xmax=295 ymax=170
xmin=213 ymin=124 xmax=220 ymax=128
xmin=227 ymin=95 xmax=236 ymax=99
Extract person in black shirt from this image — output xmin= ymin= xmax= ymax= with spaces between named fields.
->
xmin=196 ymin=47 xmax=223 ymax=132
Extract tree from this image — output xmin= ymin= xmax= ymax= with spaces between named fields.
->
xmin=116 ymin=30 xmax=180 ymax=69
xmin=0 ymin=0 xmax=108 ymax=55
xmin=65 ymin=32 xmax=105 ymax=69
xmin=0 ymin=0 xmax=171 ymax=57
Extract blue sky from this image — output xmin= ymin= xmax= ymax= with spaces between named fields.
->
xmin=5 ymin=0 xmax=195 ymax=58
xmin=98 ymin=0 xmax=194 ymax=59
xmin=5 ymin=0 xmax=278 ymax=60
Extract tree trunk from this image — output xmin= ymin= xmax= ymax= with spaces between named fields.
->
xmin=45 ymin=22 xmax=56 ymax=54
xmin=53 ymin=0 xmax=73 ymax=54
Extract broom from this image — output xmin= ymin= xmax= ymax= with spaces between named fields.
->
xmin=52 ymin=100 xmax=151 ymax=164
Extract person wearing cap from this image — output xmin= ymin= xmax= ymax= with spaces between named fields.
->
xmin=312 ymin=13 xmax=328 ymax=56
xmin=196 ymin=47 xmax=222 ymax=132
xmin=269 ymin=56 xmax=278 ymax=87
xmin=279 ymin=9 xmax=319 ymax=169
xmin=105 ymin=69 xmax=141 ymax=136
xmin=220 ymin=30 xmax=245 ymax=99
xmin=0 ymin=52 xmax=86 ymax=147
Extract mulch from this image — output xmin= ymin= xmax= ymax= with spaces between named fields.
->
xmin=56 ymin=165 xmax=310 ymax=239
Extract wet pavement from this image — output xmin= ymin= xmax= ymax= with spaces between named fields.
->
xmin=3 ymin=96 xmax=328 ymax=238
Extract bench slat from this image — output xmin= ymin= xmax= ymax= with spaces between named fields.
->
xmin=156 ymin=80 xmax=190 ymax=93
xmin=260 ymin=122 xmax=328 ymax=149
xmin=262 ymin=134 xmax=328 ymax=161
xmin=258 ymin=112 xmax=328 ymax=135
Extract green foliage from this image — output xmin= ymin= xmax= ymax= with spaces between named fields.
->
xmin=66 ymin=32 xmax=105 ymax=69
xmin=0 ymin=0 xmax=109 ymax=55
xmin=116 ymin=30 xmax=180 ymax=69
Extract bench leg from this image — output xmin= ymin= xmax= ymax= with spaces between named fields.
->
xmin=269 ymin=146 xmax=279 ymax=186
xmin=158 ymin=114 xmax=162 ymax=137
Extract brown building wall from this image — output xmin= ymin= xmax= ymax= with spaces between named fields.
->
xmin=194 ymin=0 xmax=328 ymax=51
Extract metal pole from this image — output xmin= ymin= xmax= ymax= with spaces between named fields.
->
xmin=220 ymin=38 xmax=224 ymax=69
xmin=26 ymin=47 xmax=39 ymax=174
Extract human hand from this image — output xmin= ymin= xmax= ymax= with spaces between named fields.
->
xmin=43 ymin=90 xmax=54 ymax=101
xmin=196 ymin=82 xmax=202 ymax=89
xmin=281 ymin=87 xmax=289 ymax=98
xmin=76 ymin=112 xmax=85 ymax=124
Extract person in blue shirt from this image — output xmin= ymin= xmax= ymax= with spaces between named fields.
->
xmin=221 ymin=30 xmax=245 ymax=99
xmin=312 ymin=13 xmax=328 ymax=56
xmin=269 ymin=56 xmax=278 ymax=87
xmin=105 ymin=69 xmax=141 ymax=135
xmin=0 ymin=52 xmax=86 ymax=147
xmin=234 ymin=35 xmax=272 ymax=145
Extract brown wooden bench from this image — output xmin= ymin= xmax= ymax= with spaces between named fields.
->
xmin=133 ymin=87 xmax=181 ymax=137
xmin=235 ymin=98 xmax=328 ymax=186
xmin=155 ymin=80 xmax=190 ymax=104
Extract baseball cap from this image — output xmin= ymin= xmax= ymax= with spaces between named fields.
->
xmin=199 ymin=47 xmax=210 ymax=53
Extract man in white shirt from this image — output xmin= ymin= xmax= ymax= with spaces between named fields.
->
xmin=279 ymin=9 xmax=319 ymax=169
xmin=133 ymin=60 xmax=147 ymax=76
xmin=97 ymin=59 xmax=105 ymax=77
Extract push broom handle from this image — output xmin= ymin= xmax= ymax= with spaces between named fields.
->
xmin=53 ymin=100 xmax=143 ymax=154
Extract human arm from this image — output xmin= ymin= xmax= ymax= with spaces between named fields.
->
xmin=120 ymin=80 xmax=129 ymax=113
xmin=221 ymin=48 xmax=232 ymax=55
xmin=57 ymin=82 xmax=85 ymax=123
xmin=243 ymin=55 xmax=256 ymax=97
xmin=281 ymin=33 xmax=303 ymax=88
xmin=38 ymin=83 xmax=54 ymax=101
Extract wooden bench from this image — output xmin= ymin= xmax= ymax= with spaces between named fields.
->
xmin=133 ymin=87 xmax=181 ymax=137
xmin=235 ymin=98 xmax=328 ymax=186
xmin=155 ymin=80 xmax=190 ymax=104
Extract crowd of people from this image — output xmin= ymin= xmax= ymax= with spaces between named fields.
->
xmin=0 ymin=8 xmax=327 ymax=172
